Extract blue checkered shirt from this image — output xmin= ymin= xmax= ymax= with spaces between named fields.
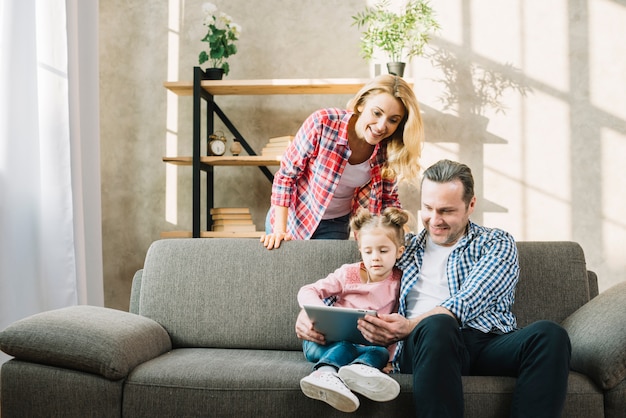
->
xmin=391 ymin=221 xmax=519 ymax=370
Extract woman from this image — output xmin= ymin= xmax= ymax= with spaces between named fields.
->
xmin=261 ymin=74 xmax=423 ymax=250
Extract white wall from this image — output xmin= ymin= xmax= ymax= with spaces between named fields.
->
xmin=99 ymin=0 xmax=626 ymax=310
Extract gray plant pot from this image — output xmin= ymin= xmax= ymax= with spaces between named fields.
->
xmin=386 ymin=62 xmax=406 ymax=77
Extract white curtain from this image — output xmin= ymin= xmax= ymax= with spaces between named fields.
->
xmin=0 ymin=0 xmax=103 ymax=360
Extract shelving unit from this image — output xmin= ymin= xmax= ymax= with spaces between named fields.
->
xmin=163 ymin=68 xmax=372 ymax=238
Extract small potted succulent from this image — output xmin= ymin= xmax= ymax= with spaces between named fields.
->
xmin=352 ymin=0 xmax=440 ymax=77
xmin=198 ymin=2 xmax=242 ymax=79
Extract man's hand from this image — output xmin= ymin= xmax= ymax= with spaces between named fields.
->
xmin=294 ymin=308 xmax=326 ymax=345
xmin=358 ymin=307 xmax=457 ymax=346
xmin=357 ymin=313 xmax=413 ymax=346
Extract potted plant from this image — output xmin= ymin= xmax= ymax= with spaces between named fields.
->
xmin=198 ymin=2 xmax=241 ymax=79
xmin=352 ymin=0 xmax=440 ymax=77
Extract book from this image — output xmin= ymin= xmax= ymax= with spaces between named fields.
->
xmin=212 ymin=224 xmax=257 ymax=232
xmin=211 ymin=213 xmax=254 ymax=220
xmin=209 ymin=207 xmax=250 ymax=215
xmin=268 ymin=135 xmax=294 ymax=143
xmin=212 ymin=219 xmax=254 ymax=226
xmin=263 ymin=142 xmax=291 ymax=148
xmin=261 ymin=149 xmax=287 ymax=157
xmin=261 ymin=135 xmax=294 ymax=157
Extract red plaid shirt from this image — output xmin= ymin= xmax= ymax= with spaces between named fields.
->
xmin=271 ymin=108 xmax=401 ymax=240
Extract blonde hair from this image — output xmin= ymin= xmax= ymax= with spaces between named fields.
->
xmin=350 ymin=207 xmax=409 ymax=249
xmin=347 ymin=74 xmax=424 ymax=183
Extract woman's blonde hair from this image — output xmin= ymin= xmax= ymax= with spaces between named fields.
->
xmin=347 ymin=74 xmax=424 ymax=183
xmin=350 ymin=207 xmax=409 ymax=249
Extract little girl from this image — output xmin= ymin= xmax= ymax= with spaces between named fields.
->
xmin=297 ymin=207 xmax=408 ymax=413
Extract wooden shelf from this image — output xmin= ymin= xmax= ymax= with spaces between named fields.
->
xmin=162 ymin=74 xmax=396 ymax=238
xmin=163 ymin=155 xmax=282 ymax=166
xmin=163 ymin=78 xmax=378 ymax=96
xmin=161 ymin=230 xmax=265 ymax=238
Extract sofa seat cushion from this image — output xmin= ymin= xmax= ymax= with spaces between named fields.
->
xmin=0 ymin=305 xmax=171 ymax=380
xmin=123 ymin=348 xmax=418 ymax=417
xmin=121 ymin=348 xmax=603 ymax=418
xmin=562 ymin=281 xmax=626 ymax=390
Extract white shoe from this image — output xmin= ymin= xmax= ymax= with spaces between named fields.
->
xmin=300 ymin=370 xmax=360 ymax=412
xmin=338 ymin=364 xmax=400 ymax=402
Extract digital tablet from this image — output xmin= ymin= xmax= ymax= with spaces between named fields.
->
xmin=303 ymin=304 xmax=378 ymax=346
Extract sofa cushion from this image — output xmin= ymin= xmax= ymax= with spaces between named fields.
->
xmin=562 ymin=281 xmax=626 ymax=390
xmin=513 ymin=242 xmax=591 ymax=327
xmin=138 ymin=239 xmax=361 ymax=350
xmin=0 ymin=305 xmax=172 ymax=380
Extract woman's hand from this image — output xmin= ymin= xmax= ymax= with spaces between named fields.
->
xmin=261 ymin=206 xmax=291 ymax=250
xmin=260 ymin=231 xmax=292 ymax=250
xmin=295 ymin=308 xmax=325 ymax=345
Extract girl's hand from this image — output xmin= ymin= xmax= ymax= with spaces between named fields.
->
xmin=295 ymin=308 xmax=326 ymax=345
xmin=382 ymin=362 xmax=394 ymax=374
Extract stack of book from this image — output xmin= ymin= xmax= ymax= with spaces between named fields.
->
xmin=210 ymin=208 xmax=257 ymax=233
xmin=261 ymin=135 xmax=294 ymax=157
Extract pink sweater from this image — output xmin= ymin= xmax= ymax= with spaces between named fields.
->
xmin=298 ymin=262 xmax=401 ymax=314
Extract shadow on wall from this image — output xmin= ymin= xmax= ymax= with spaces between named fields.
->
xmin=429 ymin=47 xmax=530 ymax=117
xmin=417 ymin=44 xmax=531 ymax=225
xmin=414 ymin=0 xmax=626 ymax=290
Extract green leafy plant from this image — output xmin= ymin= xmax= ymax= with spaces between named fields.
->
xmin=352 ymin=0 xmax=440 ymax=63
xmin=198 ymin=2 xmax=241 ymax=76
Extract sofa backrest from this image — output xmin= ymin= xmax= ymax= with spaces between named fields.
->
xmin=137 ymin=239 xmax=361 ymax=351
xmin=513 ymin=241 xmax=592 ymax=327
xmin=134 ymin=239 xmax=593 ymax=351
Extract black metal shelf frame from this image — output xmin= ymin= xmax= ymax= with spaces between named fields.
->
xmin=191 ymin=66 xmax=273 ymax=237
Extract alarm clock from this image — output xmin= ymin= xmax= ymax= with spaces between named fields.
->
xmin=208 ymin=132 xmax=227 ymax=156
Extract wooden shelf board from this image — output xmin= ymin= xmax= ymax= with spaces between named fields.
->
xmin=161 ymin=230 xmax=265 ymax=238
xmin=163 ymin=155 xmax=282 ymax=166
xmin=163 ymin=78 xmax=399 ymax=96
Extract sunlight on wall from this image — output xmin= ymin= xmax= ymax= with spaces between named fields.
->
xmin=602 ymin=128 xmax=626 ymax=268
xmin=471 ymin=0 xmax=521 ymax=64
xmin=165 ymin=0 xmax=181 ymax=224
xmin=524 ymin=91 xmax=570 ymax=201
xmin=521 ymin=1 xmax=569 ymax=92
xmin=589 ymin=0 xmax=626 ymax=121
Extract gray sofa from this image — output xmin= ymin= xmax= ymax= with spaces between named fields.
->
xmin=1 ymin=238 xmax=626 ymax=417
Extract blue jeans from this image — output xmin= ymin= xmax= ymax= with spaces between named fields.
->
xmin=399 ymin=314 xmax=571 ymax=418
xmin=303 ymin=340 xmax=389 ymax=371
xmin=264 ymin=209 xmax=350 ymax=240
xmin=311 ymin=214 xmax=350 ymax=239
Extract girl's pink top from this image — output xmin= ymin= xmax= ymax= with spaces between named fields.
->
xmin=298 ymin=262 xmax=402 ymax=315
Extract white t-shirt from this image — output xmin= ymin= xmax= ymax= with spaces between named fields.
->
xmin=405 ymin=236 xmax=455 ymax=319
xmin=322 ymin=160 xmax=370 ymax=219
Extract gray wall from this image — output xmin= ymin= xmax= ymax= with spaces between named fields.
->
xmin=100 ymin=0 xmax=626 ymax=311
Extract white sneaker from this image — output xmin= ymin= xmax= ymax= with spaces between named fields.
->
xmin=300 ymin=370 xmax=360 ymax=412
xmin=338 ymin=364 xmax=400 ymax=402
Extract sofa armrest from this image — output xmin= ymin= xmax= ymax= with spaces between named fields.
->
xmin=0 ymin=305 xmax=171 ymax=380
xmin=129 ymin=269 xmax=143 ymax=314
xmin=562 ymin=281 xmax=626 ymax=390
xmin=587 ymin=270 xmax=599 ymax=299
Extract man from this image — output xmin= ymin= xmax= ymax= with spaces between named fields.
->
xmin=295 ymin=159 xmax=571 ymax=417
